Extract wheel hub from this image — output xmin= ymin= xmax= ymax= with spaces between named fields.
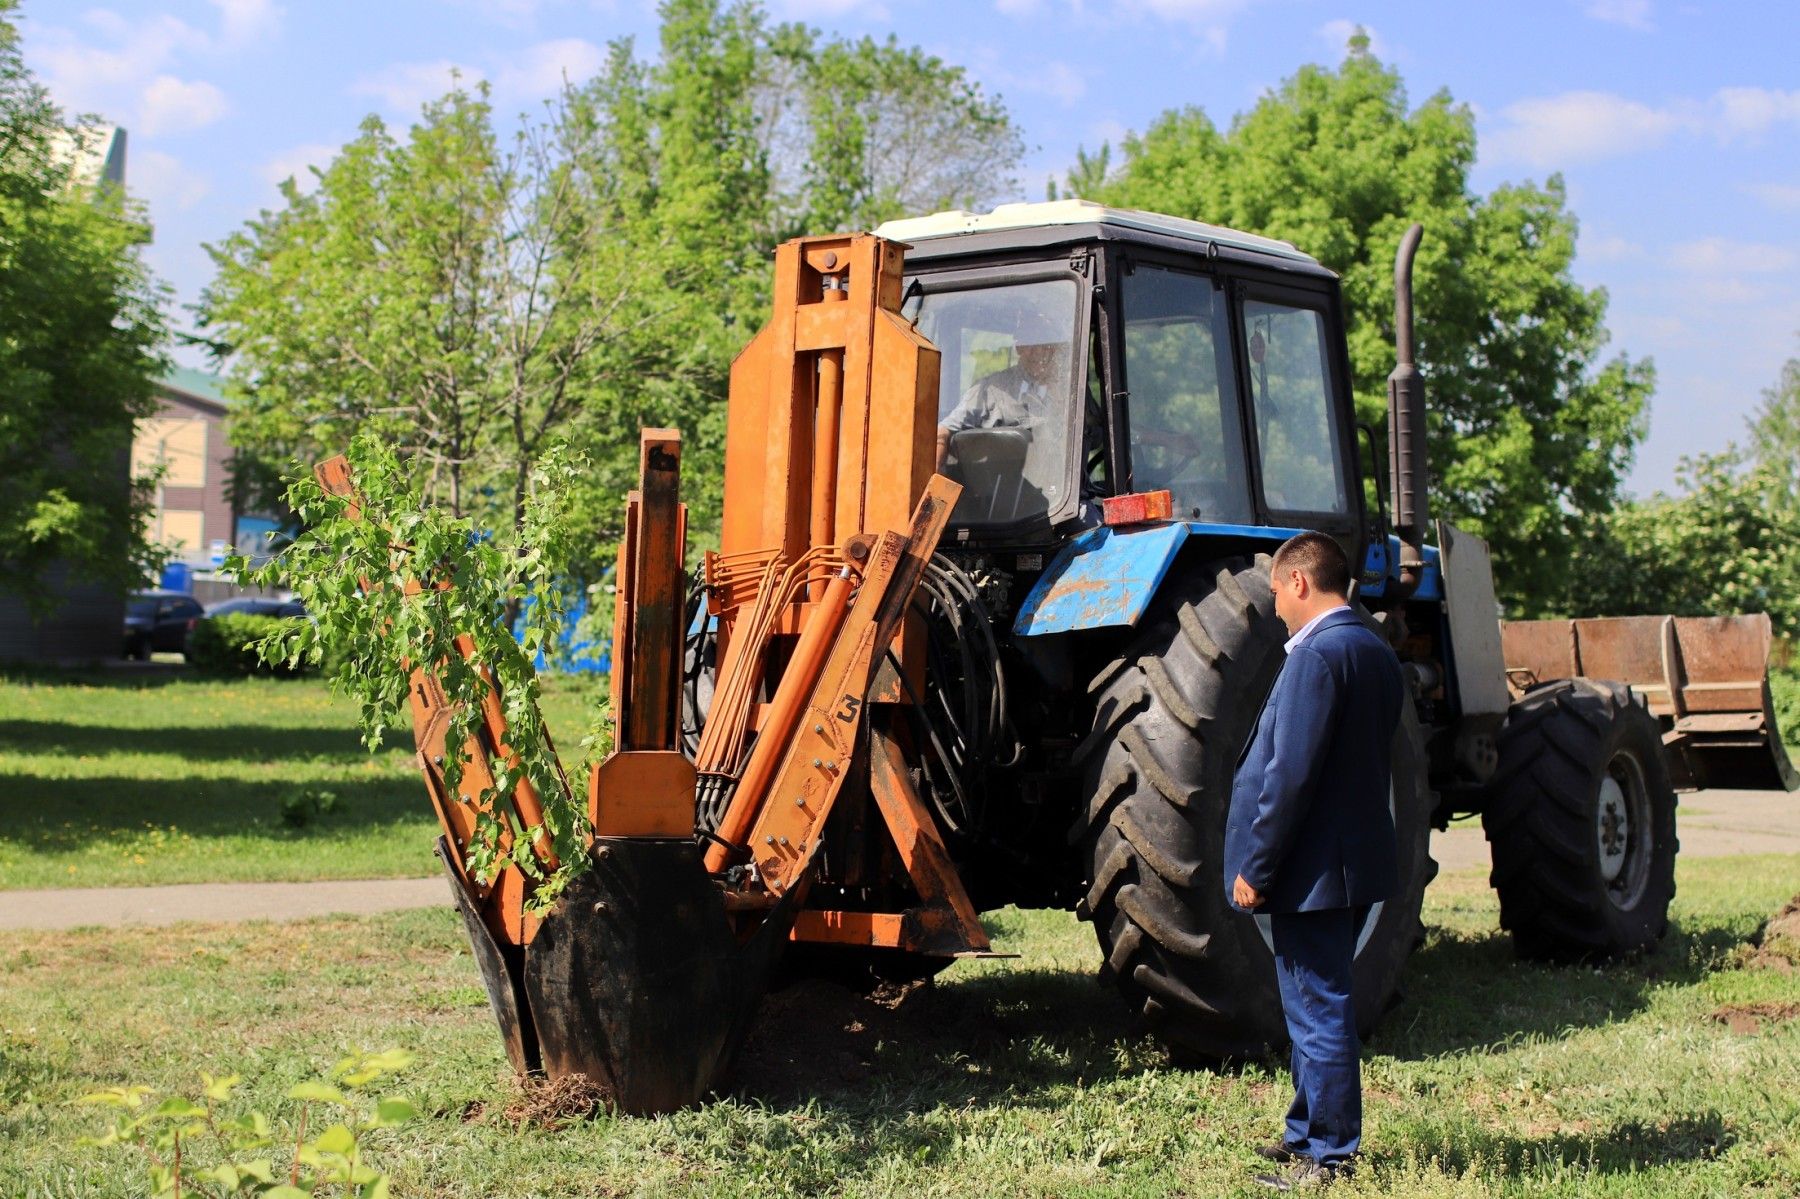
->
xmin=1596 ymin=777 xmax=1629 ymax=882
xmin=1596 ymin=751 xmax=1653 ymax=909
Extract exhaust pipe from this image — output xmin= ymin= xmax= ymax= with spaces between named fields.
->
xmin=1387 ymin=223 xmax=1429 ymax=600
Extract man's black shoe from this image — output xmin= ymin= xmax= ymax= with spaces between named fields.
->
xmin=1254 ymin=1141 xmax=1303 ymax=1163
xmin=1252 ymin=1159 xmax=1352 ymax=1191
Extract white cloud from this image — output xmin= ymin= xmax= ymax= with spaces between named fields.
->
xmin=1127 ymin=0 xmax=1241 ymax=52
xmin=995 ymin=0 xmax=1040 ymax=12
xmin=350 ymin=59 xmax=484 ymax=115
xmin=1583 ymin=0 xmax=1654 ymax=31
xmin=138 ymin=75 xmax=229 ymax=136
xmin=209 ymin=0 xmax=283 ymax=46
xmin=132 ymin=149 xmax=210 ymax=213
xmin=494 ymin=38 xmax=606 ymax=99
xmin=1483 ymin=91 xmax=1679 ymax=167
xmin=1006 ymin=60 xmax=1087 ymax=107
xmin=1745 ymin=182 xmax=1800 ymax=213
xmin=1712 ymin=86 xmax=1800 ymax=138
xmin=34 ymin=15 xmax=205 ymax=118
xmin=1668 ymin=236 xmax=1798 ymax=275
xmin=1483 ymin=86 xmax=1800 ymax=169
xmin=1133 ymin=0 xmax=1243 ymax=19
xmin=33 ymin=5 xmax=273 ymax=136
xmin=260 ymin=142 xmax=339 ymax=194
xmin=1315 ymin=19 xmax=1389 ymax=59
xmin=351 ymin=40 xmax=609 ymax=117
xmin=1581 ymin=233 xmax=1643 ymax=263
xmin=452 ymin=0 xmax=545 ymax=24
xmin=769 ymin=0 xmax=892 ymax=18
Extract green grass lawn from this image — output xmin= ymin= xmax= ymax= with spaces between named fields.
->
xmin=0 ymin=669 xmax=602 ymax=890
xmin=3 ymin=856 xmax=1797 ymax=1197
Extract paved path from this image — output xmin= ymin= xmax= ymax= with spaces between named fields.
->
xmin=1433 ymin=787 xmax=1800 ymax=873
xmin=0 ymin=877 xmax=447 ymax=932
xmin=1 ymin=790 xmax=1794 ymax=932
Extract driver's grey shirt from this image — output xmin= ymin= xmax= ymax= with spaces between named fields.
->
xmin=939 ymin=364 xmax=1049 ymax=434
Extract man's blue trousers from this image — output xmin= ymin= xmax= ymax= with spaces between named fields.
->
xmin=1270 ymin=906 xmax=1365 ymax=1166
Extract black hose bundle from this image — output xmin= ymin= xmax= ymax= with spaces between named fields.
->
xmin=678 ymin=554 xmax=1021 ymax=841
xmin=901 ymin=554 xmax=1023 ymax=839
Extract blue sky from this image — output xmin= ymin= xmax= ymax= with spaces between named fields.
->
xmin=24 ymin=0 xmax=1800 ymax=497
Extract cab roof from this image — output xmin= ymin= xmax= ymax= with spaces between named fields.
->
xmin=874 ymin=199 xmax=1326 ymax=272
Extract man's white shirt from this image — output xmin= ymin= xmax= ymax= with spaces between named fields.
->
xmin=1283 ymin=604 xmax=1352 ymax=655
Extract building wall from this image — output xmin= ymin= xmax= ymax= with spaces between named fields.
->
xmin=136 ymin=387 xmax=234 ymax=566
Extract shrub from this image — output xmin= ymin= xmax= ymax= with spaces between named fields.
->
xmin=74 ymin=1047 xmax=416 ymax=1197
xmin=188 ymin=613 xmax=313 ymax=677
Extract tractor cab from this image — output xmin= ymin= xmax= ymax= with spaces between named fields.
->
xmin=880 ymin=200 xmax=1365 ymax=553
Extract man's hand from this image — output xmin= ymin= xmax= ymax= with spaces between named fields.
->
xmin=935 ymin=425 xmax=952 ymax=469
xmin=1233 ymin=873 xmax=1264 ymax=910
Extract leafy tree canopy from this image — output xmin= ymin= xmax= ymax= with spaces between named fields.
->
xmin=1748 ymin=345 xmax=1800 ymax=510
xmin=0 ymin=0 xmax=168 ymax=609
xmin=1569 ymin=450 xmax=1800 ymax=638
xmin=1569 ymin=347 xmax=1800 ymax=638
xmin=204 ymin=0 xmax=1022 ymax=586
xmin=1072 ymin=35 xmax=1652 ymax=612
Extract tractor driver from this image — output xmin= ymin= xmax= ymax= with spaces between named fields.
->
xmin=934 ymin=306 xmax=1071 ymax=471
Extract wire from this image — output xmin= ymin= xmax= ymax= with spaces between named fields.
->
xmin=899 ymin=554 xmax=1025 ymax=840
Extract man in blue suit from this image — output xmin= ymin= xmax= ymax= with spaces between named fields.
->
xmin=1225 ymin=531 xmax=1404 ymax=1190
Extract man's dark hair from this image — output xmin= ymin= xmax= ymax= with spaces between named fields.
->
xmin=1272 ymin=531 xmax=1351 ymax=597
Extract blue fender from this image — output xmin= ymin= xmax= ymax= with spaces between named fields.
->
xmin=1014 ymin=521 xmax=1312 ymax=638
xmin=1013 ymin=524 xmax=1191 ymax=637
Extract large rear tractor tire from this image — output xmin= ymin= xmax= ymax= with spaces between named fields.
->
xmin=1076 ymin=556 xmax=1436 ymax=1061
xmin=1484 ymin=679 xmax=1678 ymax=961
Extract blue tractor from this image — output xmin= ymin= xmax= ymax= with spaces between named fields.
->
xmin=796 ymin=199 xmax=1796 ymax=1059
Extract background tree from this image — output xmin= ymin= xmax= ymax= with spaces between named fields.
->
xmin=757 ymin=29 xmax=1024 ymax=238
xmin=207 ymin=0 xmax=1022 ymax=588
xmin=0 ymin=0 xmax=168 ymax=611
xmin=1072 ymin=34 xmax=1652 ymax=613
xmin=1748 ymin=345 xmax=1799 ymax=511
xmin=1566 ymin=346 xmax=1800 ymax=643
xmin=204 ymin=82 xmax=675 ymax=566
xmin=1569 ymin=451 xmax=1800 ymax=638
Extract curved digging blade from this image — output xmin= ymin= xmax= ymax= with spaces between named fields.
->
xmin=523 ymin=839 xmax=799 ymax=1115
xmin=436 ymin=838 xmax=539 ymax=1076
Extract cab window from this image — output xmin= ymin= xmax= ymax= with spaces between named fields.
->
xmin=1241 ymin=299 xmax=1347 ymax=515
xmin=1119 ymin=264 xmax=1251 ymax=522
xmin=910 ymin=277 xmax=1080 ymax=526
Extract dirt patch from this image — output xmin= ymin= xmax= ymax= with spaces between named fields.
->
xmin=1765 ymin=896 xmax=1800 ymax=949
xmin=731 ymin=978 xmax=934 ymax=1099
xmin=1734 ymin=895 xmax=1800 ymax=973
xmin=1709 ymin=1001 xmax=1800 ymax=1035
xmin=504 ymin=1072 xmax=607 ymax=1129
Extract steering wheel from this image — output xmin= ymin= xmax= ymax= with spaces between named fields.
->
xmin=1131 ymin=425 xmax=1213 ymax=483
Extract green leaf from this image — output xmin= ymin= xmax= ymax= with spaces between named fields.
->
xmin=369 ymin=1096 xmax=418 ymax=1128
xmin=73 ymin=1085 xmax=154 ymax=1109
xmin=204 ymin=1163 xmax=242 ymax=1188
xmin=309 ymin=1121 xmax=358 ymax=1156
xmin=229 ymin=1157 xmax=276 ymax=1184
xmin=149 ymin=1096 xmax=209 ymax=1121
xmin=287 ymin=1081 xmax=347 ymax=1105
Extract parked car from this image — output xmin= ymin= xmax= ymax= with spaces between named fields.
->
xmin=123 ymin=590 xmax=205 ymax=659
xmin=204 ymin=596 xmax=307 ymax=619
